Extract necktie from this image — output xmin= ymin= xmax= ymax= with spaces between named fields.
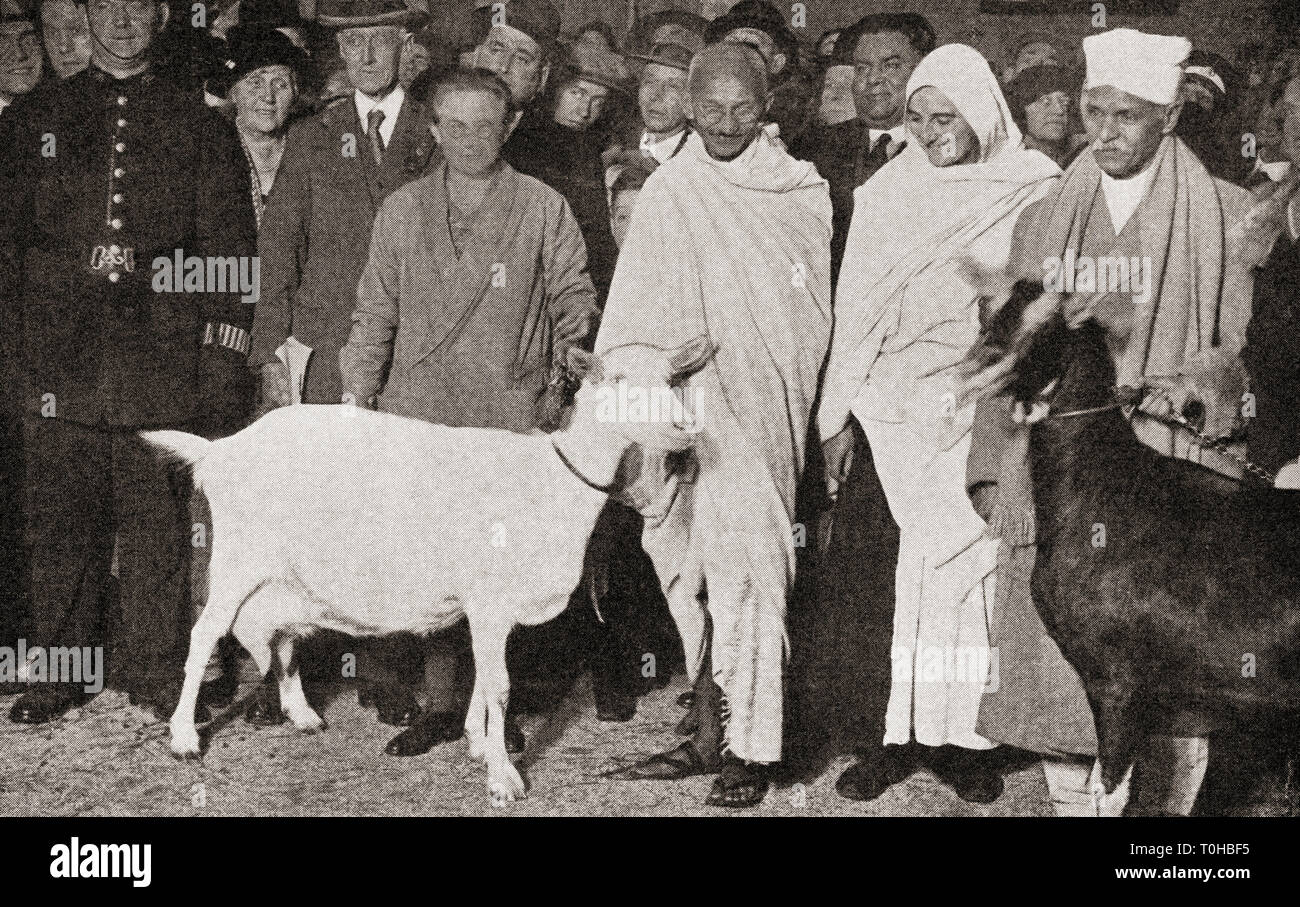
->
xmin=854 ymin=132 xmax=893 ymax=188
xmin=367 ymin=108 xmax=385 ymax=166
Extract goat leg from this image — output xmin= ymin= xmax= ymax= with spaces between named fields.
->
xmin=469 ymin=616 xmax=526 ymax=802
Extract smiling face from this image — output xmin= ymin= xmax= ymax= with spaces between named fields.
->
xmin=0 ymin=20 xmax=42 ymax=97
xmin=231 ymin=64 xmax=296 ymax=136
xmin=1025 ymin=89 xmax=1070 ymax=145
xmin=431 ymin=86 xmax=512 ymax=178
xmin=907 ymin=85 xmax=979 ymax=167
xmin=851 ymin=30 xmax=923 ymax=129
xmin=688 ymin=71 xmax=765 ymax=161
xmin=553 ymin=76 xmax=609 ymax=130
xmin=1081 ymin=84 xmax=1178 ymax=179
xmin=471 ymin=24 xmax=548 ymax=105
xmin=40 ymin=0 xmax=91 ymax=79
xmin=638 ymin=61 xmax=687 ymax=135
xmin=337 ymin=25 xmax=407 ymax=98
xmin=85 ymin=0 xmax=166 ymax=69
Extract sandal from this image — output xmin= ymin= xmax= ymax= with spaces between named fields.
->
xmin=705 ymin=758 xmax=769 ymax=808
xmin=619 ymin=740 xmax=721 ymax=780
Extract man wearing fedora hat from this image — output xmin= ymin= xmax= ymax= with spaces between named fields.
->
xmin=248 ymin=0 xmax=438 ymax=730
xmin=0 ymin=0 xmax=256 ymax=723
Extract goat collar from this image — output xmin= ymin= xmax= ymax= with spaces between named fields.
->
xmin=551 ymin=438 xmax=616 ymax=494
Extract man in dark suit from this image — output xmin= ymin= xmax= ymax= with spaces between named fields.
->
xmin=790 ymin=12 xmax=933 ymax=281
xmin=0 ymin=0 xmax=256 ymax=722
xmin=248 ymin=0 xmax=437 ymax=728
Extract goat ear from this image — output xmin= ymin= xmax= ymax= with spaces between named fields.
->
xmin=668 ymin=336 xmax=717 ymax=378
xmin=565 ymin=347 xmax=602 ymax=382
xmin=954 ymin=256 xmax=1015 ymax=300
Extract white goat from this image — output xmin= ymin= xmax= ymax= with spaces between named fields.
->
xmin=143 ymin=339 xmax=713 ymax=801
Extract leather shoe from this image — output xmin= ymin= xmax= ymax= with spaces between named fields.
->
xmin=836 ymin=745 xmax=917 ymax=802
xmin=375 ymin=691 xmax=421 ymax=727
xmin=385 ymin=710 xmax=463 ymax=757
xmin=931 ymin=746 xmax=1005 ymax=804
xmin=244 ymin=682 xmax=285 ymax=726
xmin=130 ymin=688 xmax=209 ymax=724
xmin=9 ymin=686 xmax=85 ymax=724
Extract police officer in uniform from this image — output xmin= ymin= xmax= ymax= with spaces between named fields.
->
xmin=0 ymin=0 xmax=256 ymax=723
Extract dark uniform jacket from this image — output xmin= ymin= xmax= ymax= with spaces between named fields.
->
xmin=248 ymin=92 xmax=437 ymax=405
xmin=0 ymin=66 xmax=257 ymax=428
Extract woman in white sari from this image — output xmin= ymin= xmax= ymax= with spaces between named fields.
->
xmin=818 ymin=44 xmax=1060 ymax=803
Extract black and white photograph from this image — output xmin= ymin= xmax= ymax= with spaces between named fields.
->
xmin=0 ymin=0 xmax=1295 ymax=889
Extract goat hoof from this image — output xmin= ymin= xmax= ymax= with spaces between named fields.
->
xmin=291 ymin=713 xmax=327 ymax=734
xmin=488 ymin=763 xmax=527 ymax=802
xmin=169 ymin=726 xmax=202 ymax=760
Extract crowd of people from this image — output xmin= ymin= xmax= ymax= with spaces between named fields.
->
xmin=1 ymin=0 xmax=1299 ymax=814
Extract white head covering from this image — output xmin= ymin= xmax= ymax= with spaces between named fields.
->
xmin=905 ymin=42 xmax=1023 ymax=164
xmin=818 ymin=43 xmax=1061 ymax=441
xmin=1083 ymin=28 xmax=1191 ymax=105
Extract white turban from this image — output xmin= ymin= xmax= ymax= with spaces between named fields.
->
xmin=1083 ymin=27 xmax=1191 ymax=105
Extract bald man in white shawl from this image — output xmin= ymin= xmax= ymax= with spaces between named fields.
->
xmin=596 ymin=43 xmax=831 ymax=808
xmin=819 ymin=44 xmax=1059 ymax=804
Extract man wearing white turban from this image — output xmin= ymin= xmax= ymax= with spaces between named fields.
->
xmin=819 ymin=43 xmax=1060 ymax=804
xmin=966 ymin=27 xmax=1254 ymax=816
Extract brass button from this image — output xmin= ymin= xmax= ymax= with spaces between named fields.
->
xmin=117 ymin=96 xmax=127 ymax=106
xmin=110 ymin=218 xmax=122 ymax=229
xmin=114 ymin=142 xmax=125 ymax=153
xmin=112 ymin=193 xmax=123 ymax=203
xmin=113 ymin=167 xmax=124 ymax=178
xmin=116 ymin=119 xmax=126 ymax=128
xmin=108 ymin=272 xmax=120 ymax=283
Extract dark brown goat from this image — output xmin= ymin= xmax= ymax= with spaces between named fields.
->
xmin=962 ymin=279 xmax=1300 ymax=808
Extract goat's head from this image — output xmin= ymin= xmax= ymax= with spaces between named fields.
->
xmin=955 ymin=259 xmax=1113 ymax=419
xmin=564 ymin=337 xmax=717 ymax=453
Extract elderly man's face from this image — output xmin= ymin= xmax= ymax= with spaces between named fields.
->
xmin=553 ymin=77 xmax=609 ymax=130
xmin=432 ymin=87 xmax=512 ymax=178
xmin=851 ymin=30 xmax=922 ymax=128
xmin=231 ymin=64 xmax=296 ymax=136
xmin=1025 ymin=90 xmax=1070 ymax=145
xmin=0 ymin=20 xmax=42 ymax=97
xmin=1281 ymin=78 xmax=1300 ymax=168
xmin=907 ymin=86 xmax=979 ymax=167
xmin=85 ymin=0 xmax=166 ymax=67
xmin=41 ymin=0 xmax=91 ymax=79
xmin=639 ymin=61 xmax=687 ymax=135
xmin=337 ymin=25 xmax=407 ymax=98
xmin=723 ymin=27 xmax=784 ymax=76
xmin=689 ymin=72 xmax=765 ymax=161
xmin=472 ymin=24 xmax=547 ymax=105
xmin=1082 ymin=84 xmax=1178 ymax=179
